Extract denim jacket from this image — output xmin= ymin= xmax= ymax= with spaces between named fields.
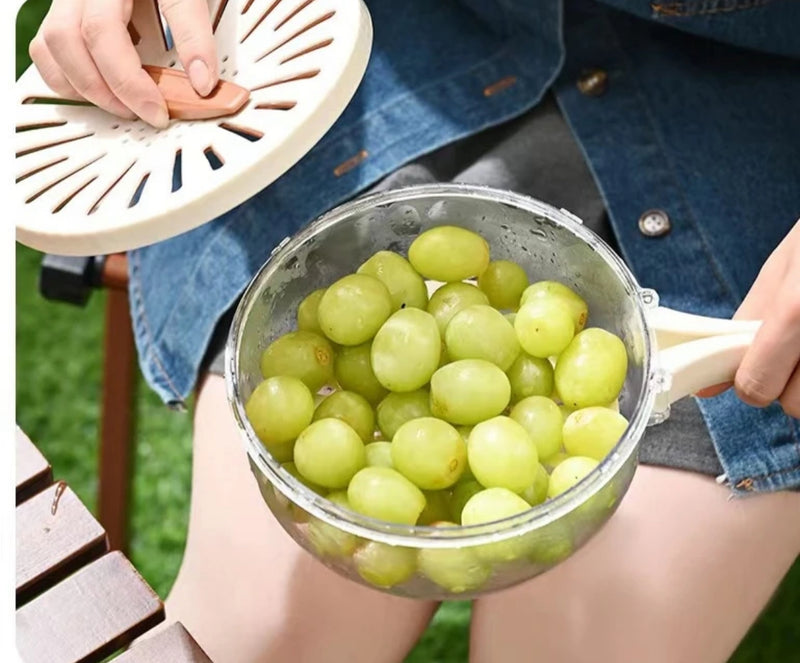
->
xmin=129 ymin=0 xmax=800 ymax=492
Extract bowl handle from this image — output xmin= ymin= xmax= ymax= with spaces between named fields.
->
xmin=650 ymin=307 xmax=761 ymax=404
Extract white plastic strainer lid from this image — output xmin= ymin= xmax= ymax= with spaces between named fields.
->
xmin=15 ymin=0 xmax=372 ymax=256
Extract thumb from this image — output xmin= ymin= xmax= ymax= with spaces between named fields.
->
xmin=159 ymin=0 xmax=218 ymax=96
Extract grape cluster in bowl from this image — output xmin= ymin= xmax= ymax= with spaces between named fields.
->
xmin=244 ymin=225 xmax=631 ymax=593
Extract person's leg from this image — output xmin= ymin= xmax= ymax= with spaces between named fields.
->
xmin=470 ymin=465 xmax=800 ymax=663
xmin=165 ymin=374 xmax=437 ymax=663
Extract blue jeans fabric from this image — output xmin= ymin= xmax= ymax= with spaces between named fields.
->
xmin=129 ymin=0 xmax=800 ymax=492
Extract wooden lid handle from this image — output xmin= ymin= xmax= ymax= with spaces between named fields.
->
xmin=143 ymin=65 xmax=250 ymax=120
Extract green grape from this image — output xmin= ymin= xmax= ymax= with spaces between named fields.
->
xmin=507 ymin=353 xmax=554 ymax=403
xmin=281 ymin=461 xmax=322 ymax=522
xmin=408 ymin=226 xmax=490 ymax=282
xmin=573 ymin=477 xmax=620 ymax=527
xmin=376 ymin=389 xmax=432 ymax=439
xmin=265 ymin=439 xmax=295 ymax=463
xmin=504 ymin=312 xmax=517 ymax=325
xmin=563 ymin=407 xmax=629 ymax=461
xmin=308 ymin=491 xmax=358 ymax=557
xmin=371 ymin=308 xmax=441 ymax=391
xmin=418 ymin=524 xmax=491 ymax=593
xmin=313 ymin=390 xmax=375 ymax=443
xmin=477 ymin=260 xmax=529 ymax=310
xmin=245 ymin=376 xmax=314 ymax=447
xmin=347 ymin=467 xmax=426 ymax=525
xmin=520 ymin=464 xmax=550 ymax=506
xmin=547 ymin=456 xmax=599 ymax=498
xmin=438 ymin=341 xmax=451 ymax=368
xmin=259 ymin=330 xmax=335 ymax=393
xmin=520 ymin=281 xmax=588 ymax=334
xmin=334 ymin=342 xmax=388 ymax=405
xmin=317 ymin=274 xmax=393 ymax=345
xmin=357 ymin=250 xmax=428 ymax=311
xmin=461 ymin=487 xmax=532 ymax=525
xmin=418 ymin=490 xmax=453 ymax=525
xmin=353 ymin=541 xmax=417 ymax=588
xmin=449 ymin=480 xmax=484 ymax=523
xmin=364 ymin=441 xmax=393 ymax=468
xmin=554 ymin=328 xmax=628 ymax=409
xmin=266 ymin=461 xmax=312 ymax=523
xmin=427 ymin=282 xmax=490 ymax=335
xmin=542 ymin=451 xmax=570 ymax=472
xmin=558 ymin=404 xmax=574 ymax=422
xmin=281 ymin=461 xmax=325 ymax=496
xmin=531 ymin=538 xmax=572 ymax=565
xmin=467 ymin=417 xmax=538 ymax=493
xmin=430 ymin=359 xmax=511 ymax=425
xmin=514 ymin=299 xmax=575 ymax=358
xmin=456 ymin=427 xmax=475 ymax=480
xmin=326 ymin=490 xmax=352 ymax=509
xmin=509 ymin=396 xmax=563 ymax=461
xmin=528 ymin=523 xmax=573 ymax=566
xmin=297 ymin=288 xmax=326 ymax=335
xmin=391 ymin=417 xmax=467 ymax=490
xmin=445 ymin=305 xmax=521 ymax=371
xmin=294 ymin=419 xmax=366 ymax=489
xmin=462 ymin=488 xmax=533 ymax=562
xmin=308 ymin=519 xmax=359 ymax=557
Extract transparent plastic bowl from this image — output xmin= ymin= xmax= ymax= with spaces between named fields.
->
xmin=225 ymin=184 xmax=658 ymax=599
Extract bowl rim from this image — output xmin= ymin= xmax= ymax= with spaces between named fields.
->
xmin=225 ymin=183 xmax=657 ymax=548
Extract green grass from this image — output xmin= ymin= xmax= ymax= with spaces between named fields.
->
xmin=14 ymin=3 xmax=798 ymax=661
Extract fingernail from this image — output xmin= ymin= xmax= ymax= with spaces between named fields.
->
xmin=188 ymin=58 xmax=214 ymax=96
xmin=142 ymin=102 xmax=170 ymax=129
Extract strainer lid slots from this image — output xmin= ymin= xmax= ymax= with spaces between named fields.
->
xmin=15 ymin=0 xmax=373 ymax=256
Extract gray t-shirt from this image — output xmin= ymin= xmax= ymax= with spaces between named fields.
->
xmin=205 ymin=94 xmax=723 ymax=477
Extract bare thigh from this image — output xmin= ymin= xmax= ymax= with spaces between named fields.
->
xmin=165 ymin=375 xmax=437 ymax=663
xmin=471 ymin=465 xmax=800 ymax=663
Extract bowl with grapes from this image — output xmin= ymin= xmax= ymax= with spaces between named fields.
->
xmin=224 ymin=183 xmax=758 ymax=599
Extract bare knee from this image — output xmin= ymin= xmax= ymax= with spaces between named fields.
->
xmin=470 ymin=467 xmax=800 ymax=663
xmin=169 ymin=374 xmax=437 ymax=663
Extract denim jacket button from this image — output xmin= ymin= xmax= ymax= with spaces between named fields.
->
xmin=577 ymin=69 xmax=608 ymax=96
xmin=638 ymin=209 xmax=671 ymax=237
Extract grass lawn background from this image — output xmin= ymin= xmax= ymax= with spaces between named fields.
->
xmin=14 ymin=3 xmax=797 ymax=660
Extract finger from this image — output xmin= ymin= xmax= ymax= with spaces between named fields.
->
xmin=28 ymin=35 xmax=82 ymax=100
xmin=698 ymin=241 xmax=785 ymax=399
xmin=159 ymin=0 xmax=218 ymax=96
xmin=779 ymin=363 xmax=800 ymax=419
xmin=717 ymin=221 xmax=798 ymax=403
xmin=734 ymin=281 xmax=800 ymax=408
xmin=735 ymin=222 xmax=797 ymax=321
xmin=41 ymin=0 xmax=136 ymax=119
xmin=82 ymin=0 xmax=169 ymax=127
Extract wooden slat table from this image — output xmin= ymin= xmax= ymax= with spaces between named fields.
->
xmin=16 ymin=482 xmax=107 ymax=605
xmin=115 ymin=623 xmax=212 ymax=662
xmin=15 ymin=427 xmax=212 ymax=662
xmin=16 ymin=428 xmax=52 ymax=505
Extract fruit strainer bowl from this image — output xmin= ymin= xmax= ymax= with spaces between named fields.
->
xmin=15 ymin=0 xmax=372 ymax=256
xmin=225 ymin=184 xmax=759 ymax=599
